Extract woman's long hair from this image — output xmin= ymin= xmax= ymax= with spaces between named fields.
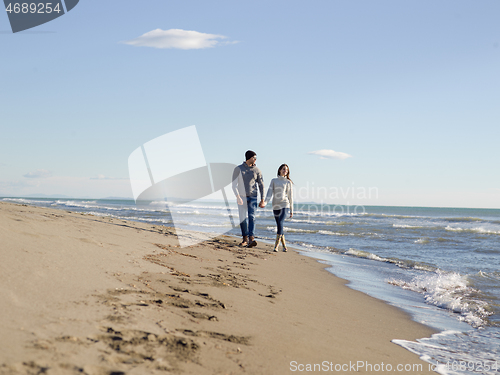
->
xmin=277 ymin=164 xmax=293 ymax=183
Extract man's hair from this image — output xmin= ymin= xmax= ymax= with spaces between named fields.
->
xmin=245 ymin=150 xmax=256 ymax=160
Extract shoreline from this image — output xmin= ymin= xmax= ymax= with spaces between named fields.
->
xmin=0 ymin=201 xmax=437 ymax=374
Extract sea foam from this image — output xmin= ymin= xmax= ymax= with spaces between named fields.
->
xmin=388 ymin=271 xmax=492 ymax=327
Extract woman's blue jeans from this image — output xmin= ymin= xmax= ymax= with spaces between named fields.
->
xmin=238 ymin=196 xmax=257 ymax=237
xmin=273 ymin=208 xmax=289 ymax=235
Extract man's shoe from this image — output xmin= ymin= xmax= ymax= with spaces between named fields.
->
xmin=239 ymin=236 xmax=249 ymax=247
xmin=247 ymin=236 xmax=257 ymax=248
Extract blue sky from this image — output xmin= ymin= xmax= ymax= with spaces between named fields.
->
xmin=1 ymin=0 xmax=499 ymax=208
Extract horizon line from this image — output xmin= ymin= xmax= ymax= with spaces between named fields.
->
xmin=1 ymin=195 xmax=499 ymax=211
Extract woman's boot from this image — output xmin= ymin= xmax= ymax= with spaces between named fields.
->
xmin=273 ymin=235 xmax=281 ymax=252
xmin=280 ymin=234 xmax=287 ymax=252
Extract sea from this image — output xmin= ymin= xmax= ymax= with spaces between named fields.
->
xmin=2 ymin=197 xmax=499 ymax=374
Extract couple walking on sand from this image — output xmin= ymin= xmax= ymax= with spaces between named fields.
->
xmin=232 ymin=150 xmax=293 ymax=252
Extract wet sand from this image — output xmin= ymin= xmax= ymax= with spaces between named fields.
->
xmin=0 ymin=201 xmax=437 ymax=374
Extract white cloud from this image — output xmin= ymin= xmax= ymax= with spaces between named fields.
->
xmin=123 ymin=29 xmax=237 ymax=50
xmin=23 ymin=169 xmax=53 ymax=178
xmin=308 ymin=149 xmax=352 ymax=160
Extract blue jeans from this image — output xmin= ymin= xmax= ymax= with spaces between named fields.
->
xmin=238 ymin=196 xmax=257 ymax=237
xmin=273 ymin=208 xmax=289 ymax=235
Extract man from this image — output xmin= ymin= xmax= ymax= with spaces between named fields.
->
xmin=232 ymin=150 xmax=265 ymax=247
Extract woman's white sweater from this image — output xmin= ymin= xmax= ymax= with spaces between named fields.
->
xmin=264 ymin=176 xmax=293 ymax=213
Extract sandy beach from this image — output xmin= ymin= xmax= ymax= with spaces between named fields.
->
xmin=0 ymin=201 xmax=437 ymax=374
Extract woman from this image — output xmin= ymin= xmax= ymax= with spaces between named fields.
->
xmin=262 ymin=164 xmax=293 ymax=252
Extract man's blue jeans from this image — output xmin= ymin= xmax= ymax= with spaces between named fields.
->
xmin=238 ymin=195 xmax=257 ymax=237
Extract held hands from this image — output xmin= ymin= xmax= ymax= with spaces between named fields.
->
xmin=236 ymin=196 xmax=266 ymax=208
